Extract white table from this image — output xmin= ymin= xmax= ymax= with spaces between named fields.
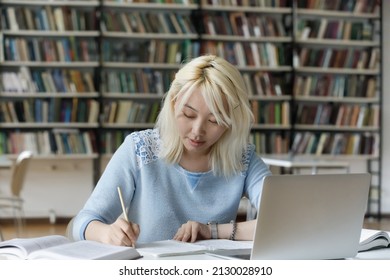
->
xmin=0 ymin=156 xmax=12 ymax=169
xmin=261 ymin=155 xmax=350 ymax=174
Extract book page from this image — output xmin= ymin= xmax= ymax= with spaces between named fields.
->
xmin=360 ymin=229 xmax=390 ymax=244
xmin=136 ymin=240 xmax=207 ymax=257
xmin=136 ymin=239 xmax=253 ymax=257
xmin=28 ymin=240 xmax=141 ymax=260
xmin=359 ymin=229 xmax=390 ymax=252
xmin=194 ymin=239 xmax=253 ymax=251
xmin=0 ymin=235 xmax=70 ymax=259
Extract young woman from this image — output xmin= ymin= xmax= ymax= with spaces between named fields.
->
xmin=71 ymin=55 xmax=271 ymax=246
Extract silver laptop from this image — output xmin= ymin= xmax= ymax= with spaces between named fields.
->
xmin=218 ymin=173 xmax=371 ymax=260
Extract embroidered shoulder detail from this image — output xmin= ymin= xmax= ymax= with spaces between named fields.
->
xmin=130 ymin=129 xmax=161 ymax=168
xmin=240 ymin=144 xmax=254 ymax=176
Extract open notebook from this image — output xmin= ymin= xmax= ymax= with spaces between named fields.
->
xmin=213 ymin=173 xmax=371 ymax=260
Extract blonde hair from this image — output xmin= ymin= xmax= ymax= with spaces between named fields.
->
xmin=155 ymin=55 xmax=253 ymax=176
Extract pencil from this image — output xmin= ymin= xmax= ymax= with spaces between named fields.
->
xmin=117 ymin=186 xmax=135 ymax=248
xmin=117 ymin=186 xmax=129 ymax=222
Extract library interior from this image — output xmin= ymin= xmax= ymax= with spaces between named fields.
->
xmin=1 ymin=0 xmax=390 ymax=255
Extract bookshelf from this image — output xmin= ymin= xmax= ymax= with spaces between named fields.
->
xmin=291 ymin=0 xmax=382 ymax=218
xmin=99 ymin=0 xmax=200 ymax=169
xmin=199 ymin=0 xmax=293 ymax=155
xmin=0 ymin=0 xmax=383 ymax=219
xmin=0 ymin=0 xmax=100 ymax=159
xmin=0 ymin=0 xmax=101 ymax=219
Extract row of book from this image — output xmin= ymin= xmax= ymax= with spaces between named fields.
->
xmin=202 ymin=12 xmax=287 ymax=37
xmin=297 ymin=19 xmax=374 ymax=41
xmin=3 ymin=99 xmax=378 ymax=128
xmin=0 ymin=99 xmax=99 ymax=123
xmin=1 ymin=65 xmax=378 ymax=99
xmin=201 ymin=0 xmax=289 ymax=7
xmin=244 ymin=71 xmax=290 ymax=96
xmin=101 ymin=11 xmax=196 ymax=34
xmin=102 ymin=100 xmax=160 ymax=124
xmin=297 ymin=47 xmax=380 ymax=69
xmin=0 ymin=68 xmax=96 ymax=93
xmin=296 ymin=0 xmax=380 ymax=13
xmin=201 ymin=41 xmax=290 ymax=67
xmin=101 ymin=40 xmax=200 ymax=64
xmin=0 ymin=129 xmax=378 ymax=157
xmin=249 ymin=131 xmax=290 ymax=154
xmin=295 ymin=103 xmax=380 ymax=127
xmin=101 ymin=69 xmax=175 ymax=94
xmin=4 ymin=37 xmax=98 ymax=62
xmin=0 ymin=129 xmax=97 ymax=155
xmin=294 ymin=75 xmax=377 ymax=98
xmin=101 ymin=39 xmax=289 ymax=67
xmin=291 ymin=131 xmax=379 ymax=156
xmin=1 ymin=67 xmax=291 ymax=98
xmin=1 ymin=6 xmax=97 ymax=32
xmin=1 ymin=67 xmax=290 ymax=98
xmin=251 ymin=100 xmax=290 ymax=125
xmin=102 ymin=71 xmax=287 ymax=98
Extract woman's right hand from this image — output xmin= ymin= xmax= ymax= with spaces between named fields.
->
xmin=85 ymin=217 xmax=140 ymax=247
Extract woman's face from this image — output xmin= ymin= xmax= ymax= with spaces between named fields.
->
xmin=174 ymin=89 xmax=228 ymax=158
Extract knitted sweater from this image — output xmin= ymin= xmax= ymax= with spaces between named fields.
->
xmin=72 ymin=129 xmax=271 ymax=242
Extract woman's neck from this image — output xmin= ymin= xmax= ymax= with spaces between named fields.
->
xmin=179 ymin=152 xmax=211 ymax=173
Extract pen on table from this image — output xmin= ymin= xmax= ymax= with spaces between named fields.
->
xmin=117 ymin=186 xmax=135 ymax=248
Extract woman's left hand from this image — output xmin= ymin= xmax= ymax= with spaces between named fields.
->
xmin=173 ymin=220 xmax=211 ymax=242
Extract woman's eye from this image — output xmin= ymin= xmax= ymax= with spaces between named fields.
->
xmin=183 ymin=112 xmax=195 ymax=118
xmin=209 ymin=119 xmax=218 ymax=124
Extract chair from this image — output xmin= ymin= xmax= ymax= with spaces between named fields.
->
xmin=0 ymin=151 xmax=33 ymax=236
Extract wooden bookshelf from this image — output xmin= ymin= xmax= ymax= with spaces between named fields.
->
xmin=0 ymin=0 xmax=100 ymax=158
xmin=0 ymin=1 xmax=102 ymax=219
xmin=292 ymin=0 xmax=382 ymax=218
xmin=292 ymin=9 xmax=381 ymax=159
xmin=99 ymin=0 xmax=200 ymax=157
xmin=199 ymin=0 xmax=293 ymax=155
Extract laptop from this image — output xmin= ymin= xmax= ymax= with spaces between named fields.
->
xmin=215 ymin=173 xmax=371 ymax=260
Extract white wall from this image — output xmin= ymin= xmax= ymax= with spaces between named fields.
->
xmin=381 ymin=2 xmax=390 ymax=213
xmin=0 ymin=159 xmax=94 ymax=219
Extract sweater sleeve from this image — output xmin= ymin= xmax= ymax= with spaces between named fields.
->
xmin=243 ymin=147 xmax=272 ymax=213
xmin=71 ymin=135 xmax=138 ymax=241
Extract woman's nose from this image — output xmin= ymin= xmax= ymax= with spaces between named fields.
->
xmin=192 ymin=118 xmax=206 ymax=135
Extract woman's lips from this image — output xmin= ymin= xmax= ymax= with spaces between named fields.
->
xmin=189 ymin=139 xmax=205 ymax=147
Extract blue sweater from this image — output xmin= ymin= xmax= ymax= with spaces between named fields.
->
xmin=72 ymin=129 xmax=271 ymax=242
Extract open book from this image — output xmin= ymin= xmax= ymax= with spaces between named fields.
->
xmin=136 ymin=239 xmax=252 ymax=257
xmin=359 ymin=229 xmax=390 ymax=252
xmin=0 ymin=235 xmax=141 ymax=260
